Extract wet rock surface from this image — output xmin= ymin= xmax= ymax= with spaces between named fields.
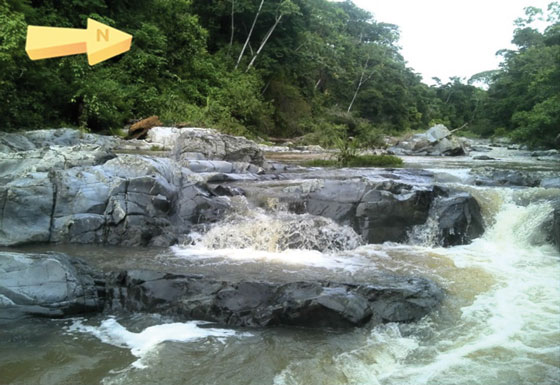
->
xmin=234 ymin=170 xmax=484 ymax=246
xmin=105 ymin=268 xmax=443 ymax=328
xmin=0 ymin=252 xmax=104 ymax=319
xmin=0 ymin=252 xmax=443 ymax=328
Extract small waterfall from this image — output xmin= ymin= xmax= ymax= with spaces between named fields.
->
xmin=188 ymin=196 xmax=363 ymax=253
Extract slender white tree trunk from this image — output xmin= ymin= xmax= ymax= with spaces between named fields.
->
xmin=228 ymin=0 xmax=235 ymax=54
xmin=246 ymin=14 xmax=283 ymax=71
xmin=347 ymin=58 xmax=369 ymax=113
xmin=235 ymin=0 xmax=265 ymax=69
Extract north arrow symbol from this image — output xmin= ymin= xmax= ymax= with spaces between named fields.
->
xmin=26 ymin=18 xmax=132 ymax=65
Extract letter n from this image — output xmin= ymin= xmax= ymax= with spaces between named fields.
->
xmin=97 ymin=29 xmax=109 ymax=42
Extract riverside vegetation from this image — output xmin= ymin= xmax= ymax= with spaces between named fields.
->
xmin=1 ymin=0 xmax=559 ymax=148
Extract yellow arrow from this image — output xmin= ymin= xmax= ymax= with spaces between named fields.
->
xmin=26 ymin=18 xmax=132 ymax=65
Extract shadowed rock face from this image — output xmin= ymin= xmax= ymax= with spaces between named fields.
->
xmin=0 ymin=252 xmax=444 ymax=329
xmin=105 ymin=269 xmax=443 ymax=328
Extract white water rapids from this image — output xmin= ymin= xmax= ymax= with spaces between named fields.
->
xmin=169 ymin=186 xmax=560 ymax=385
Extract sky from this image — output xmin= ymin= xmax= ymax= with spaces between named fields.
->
xmin=348 ymin=0 xmax=553 ymax=85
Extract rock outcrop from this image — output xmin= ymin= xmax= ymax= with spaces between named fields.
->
xmin=0 ymin=252 xmax=104 ymax=319
xmin=0 ymin=252 xmax=443 ymax=328
xmin=236 ymin=170 xmax=485 ymax=246
xmin=1 ymin=128 xmax=487 ymax=248
xmin=430 ymin=192 xmax=485 ymax=247
xmin=388 ymin=124 xmax=466 ymax=157
xmin=106 ymin=269 xmax=443 ymax=328
xmin=147 ymin=126 xmax=264 ymax=165
xmin=0 ymin=129 xmax=251 ymax=247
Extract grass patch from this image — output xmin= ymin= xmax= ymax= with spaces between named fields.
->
xmin=149 ymin=145 xmax=167 ymax=151
xmin=303 ymin=154 xmax=403 ymax=168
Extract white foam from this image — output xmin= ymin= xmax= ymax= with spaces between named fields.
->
xmin=171 ymin=244 xmax=369 ymax=273
xmin=67 ymin=318 xmax=247 ymax=369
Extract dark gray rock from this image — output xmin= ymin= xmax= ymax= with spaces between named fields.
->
xmin=552 ymin=208 xmax=560 ymax=252
xmin=354 ymin=187 xmax=434 ymax=243
xmin=0 ymin=172 xmax=54 ymax=245
xmin=105 ymin=269 xmax=443 ymax=328
xmin=237 ymin=173 xmax=483 ymax=246
xmin=0 ymin=252 xmax=104 ymax=319
xmin=432 ymin=194 xmax=485 ymax=246
xmin=473 ymin=155 xmax=495 ymax=161
xmin=474 ymin=170 xmax=540 ymax=187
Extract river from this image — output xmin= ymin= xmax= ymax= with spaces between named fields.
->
xmin=1 ymin=145 xmax=559 ymax=385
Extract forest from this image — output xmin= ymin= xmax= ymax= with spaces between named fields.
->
xmin=1 ymin=0 xmax=559 ymax=148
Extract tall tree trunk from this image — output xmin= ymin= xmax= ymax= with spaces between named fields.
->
xmin=228 ymin=0 xmax=235 ymax=55
xmin=347 ymin=58 xmax=369 ymax=113
xmin=314 ymin=77 xmax=322 ymax=91
xmin=246 ymin=14 xmax=283 ymax=71
xmin=235 ymin=0 xmax=265 ymax=69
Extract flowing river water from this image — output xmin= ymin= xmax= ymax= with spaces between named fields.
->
xmin=1 ymin=146 xmax=559 ymax=385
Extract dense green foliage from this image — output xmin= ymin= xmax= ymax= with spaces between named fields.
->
xmin=483 ymin=3 xmax=560 ymax=147
xmin=0 ymin=0 xmax=558 ymax=147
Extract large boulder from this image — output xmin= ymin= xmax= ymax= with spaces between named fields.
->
xmin=147 ymin=127 xmax=264 ymax=165
xmin=0 ymin=252 xmax=445 ymax=328
xmin=0 ymin=172 xmax=54 ymax=245
xmin=106 ymin=269 xmax=443 ymax=328
xmin=0 ymin=252 xmax=104 ymax=319
xmin=426 ymin=124 xmax=451 ymax=143
xmin=431 ymin=193 xmax=485 ymax=246
xmin=387 ymin=124 xmax=466 ymax=156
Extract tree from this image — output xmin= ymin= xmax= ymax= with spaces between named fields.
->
xmin=246 ymin=0 xmax=300 ymax=71
xmin=235 ymin=0 xmax=264 ymax=69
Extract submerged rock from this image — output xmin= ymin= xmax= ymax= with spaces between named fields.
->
xmin=106 ymin=269 xmax=443 ymax=328
xmin=473 ymin=169 xmax=541 ymax=187
xmin=0 ymin=252 xmax=104 ymax=319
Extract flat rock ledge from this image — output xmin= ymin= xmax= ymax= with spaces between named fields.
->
xmin=0 ymin=252 xmax=443 ymax=329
